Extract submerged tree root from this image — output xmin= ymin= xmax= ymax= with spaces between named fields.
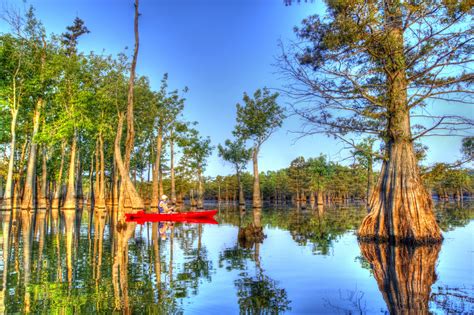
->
xmin=238 ymin=224 xmax=266 ymax=248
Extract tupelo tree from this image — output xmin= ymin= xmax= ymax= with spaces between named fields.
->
xmin=280 ymin=1 xmax=473 ymax=243
xmin=218 ymin=139 xmax=252 ymax=206
xmin=233 ymin=88 xmax=285 ymax=208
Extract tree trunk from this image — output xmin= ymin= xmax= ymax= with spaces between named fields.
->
xmin=158 ymin=165 xmax=164 ymax=197
xmin=170 ymin=134 xmax=176 ymax=205
xmin=366 ymin=156 xmax=373 ymax=210
xmin=114 ymin=113 xmax=144 ymax=210
xmin=37 ymin=147 xmax=48 ymax=209
xmin=21 ymin=104 xmax=42 ymax=210
xmin=151 ymin=126 xmax=163 ymax=208
xmin=96 ymin=133 xmax=106 ymax=209
xmin=317 ymin=189 xmax=324 ymax=205
xmin=52 ymin=142 xmax=66 ymax=210
xmin=359 ymin=242 xmax=440 ymax=313
xmin=114 ymin=0 xmax=143 ymax=211
xmin=197 ymin=167 xmax=204 ymax=209
xmin=237 ymin=171 xmax=245 ymax=206
xmin=2 ymin=109 xmax=18 ymax=210
xmin=252 ymin=146 xmax=262 ymax=208
xmin=358 ymin=5 xmax=441 ymax=244
xmin=63 ymin=135 xmax=77 ymax=209
xmin=112 ymin=158 xmax=119 ymax=207
xmin=75 ymin=151 xmax=83 ymax=207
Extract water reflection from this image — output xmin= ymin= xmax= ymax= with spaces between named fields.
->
xmin=359 ymin=242 xmax=441 ymax=313
xmin=0 ymin=203 xmax=471 ymax=313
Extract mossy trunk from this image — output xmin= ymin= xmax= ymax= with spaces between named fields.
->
xmin=358 ymin=3 xmax=441 ymax=244
xmin=359 ymin=242 xmax=440 ymax=313
xmin=252 ymin=146 xmax=262 ymax=208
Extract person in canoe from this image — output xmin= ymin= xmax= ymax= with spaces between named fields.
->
xmin=158 ymin=195 xmax=175 ymax=214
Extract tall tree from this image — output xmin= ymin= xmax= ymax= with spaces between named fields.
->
xmin=281 ymin=1 xmax=472 ymax=243
xmin=234 ymin=88 xmax=285 ymax=208
xmin=0 ymin=33 xmax=26 ymax=209
xmin=60 ymin=17 xmax=89 ymax=209
xmin=183 ymin=131 xmax=213 ymax=209
xmin=115 ymin=0 xmax=144 ymax=210
xmin=218 ymin=139 xmax=252 ymax=206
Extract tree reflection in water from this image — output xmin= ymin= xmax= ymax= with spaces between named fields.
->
xmin=359 ymin=242 xmax=441 ymax=314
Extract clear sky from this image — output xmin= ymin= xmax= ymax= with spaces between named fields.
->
xmin=1 ymin=0 xmax=471 ymax=176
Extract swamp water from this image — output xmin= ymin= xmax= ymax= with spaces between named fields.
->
xmin=0 ymin=203 xmax=472 ymax=314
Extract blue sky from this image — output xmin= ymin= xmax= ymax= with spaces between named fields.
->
xmin=1 ymin=0 xmax=471 ymax=176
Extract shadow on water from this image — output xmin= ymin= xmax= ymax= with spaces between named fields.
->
xmin=0 ymin=202 xmax=472 ymax=313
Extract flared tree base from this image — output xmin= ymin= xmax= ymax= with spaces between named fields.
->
xmin=358 ymin=141 xmax=442 ymax=245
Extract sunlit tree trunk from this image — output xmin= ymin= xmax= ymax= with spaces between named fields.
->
xmin=170 ymin=133 xmax=177 ymax=205
xmin=197 ymin=166 xmax=204 ymax=209
xmin=37 ymin=147 xmax=48 ymax=209
xmin=2 ymin=109 xmax=18 ymax=210
xmin=95 ymin=133 xmax=106 ymax=209
xmin=115 ymin=114 xmax=144 ymax=210
xmin=21 ymin=104 xmax=42 ymax=210
xmin=114 ymin=0 xmax=144 ymax=211
xmin=151 ymin=126 xmax=163 ymax=209
xmin=63 ymin=135 xmax=77 ymax=209
xmin=52 ymin=142 xmax=66 ymax=210
xmin=252 ymin=146 xmax=261 ymax=208
xmin=358 ymin=3 xmax=441 ymax=243
xmin=237 ymin=171 xmax=245 ymax=206
xmin=75 ymin=151 xmax=83 ymax=208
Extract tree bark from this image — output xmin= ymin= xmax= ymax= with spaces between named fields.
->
xmin=21 ymin=103 xmax=42 ymax=210
xmin=52 ymin=142 xmax=66 ymax=210
xmin=170 ymin=134 xmax=176 ymax=205
xmin=2 ymin=109 xmax=18 ymax=210
xmin=237 ymin=171 xmax=245 ymax=206
xmin=95 ymin=133 xmax=106 ymax=209
xmin=37 ymin=147 xmax=48 ymax=209
xmin=197 ymin=166 xmax=204 ymax=209
xmin=358 ymin=4 xmax=441 ymax=244
xmin=366 ymin=156 xmax=373 ymax=210
xmin=63 ymin=135 xmax=77 ymax=209
xmin=114 ymin=113 xmax=144 ymax=210
xmin=151 ymin=126 xmax=163 ymax=208
xmin=114 ymin=0 xmax=144 ymax=211
xmin=252 ymin=146 xmax=262 ymax=208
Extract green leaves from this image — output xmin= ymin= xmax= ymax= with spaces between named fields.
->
xmin=218 ymin=139 xmax=252 ymax=173
xmin=233 ymin=88 xmax=285 ymax=148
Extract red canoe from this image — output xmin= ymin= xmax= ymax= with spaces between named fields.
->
xmin=125 ymin=209 xmax=218 ymax=225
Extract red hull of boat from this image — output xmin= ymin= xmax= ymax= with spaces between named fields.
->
xmin=125 ymin=209 xmax=218 ymax=224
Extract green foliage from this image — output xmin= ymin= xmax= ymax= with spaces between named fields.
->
xmin=233 ymin=88 xmax=285 ymax=148
xmin=282 ymin=0 xmax=472 ymax=144
xmin=218 ymin=138 xmax=252 ymax=174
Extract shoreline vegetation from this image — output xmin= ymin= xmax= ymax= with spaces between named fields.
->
xmin=0 ymin=1 xmax=473 ymax=245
